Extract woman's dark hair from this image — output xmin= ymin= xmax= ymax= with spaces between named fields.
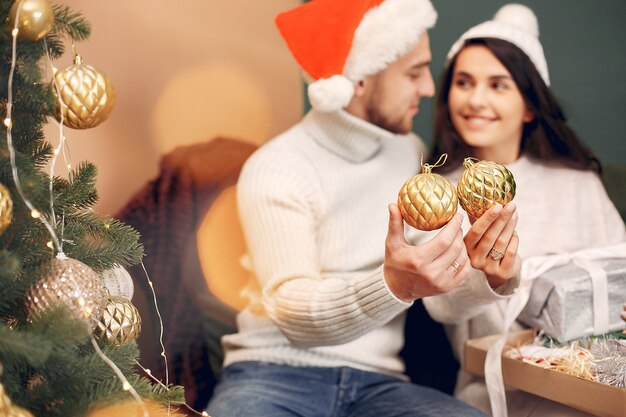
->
xmin=431 ymin=38 xmax=601 ymax=175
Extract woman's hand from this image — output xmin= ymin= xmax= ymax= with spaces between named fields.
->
xmin=464 ymin=202 xmax=521 ymax=288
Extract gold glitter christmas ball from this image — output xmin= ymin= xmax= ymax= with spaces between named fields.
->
xmin=24 ymin=256 xmax=106 ymax=330
xmin=457 ymin=158 xmax=516 ymax=218
xmin=0 ymin=383 xmax=35 ymax=417
xmin=398 ymin=155 xmax=458 ymax=231
xmin=0 ymin=182 xmax=13 ymax=236
xmin=8 ymin=0 xmax=54 ymax=41
xmin=54 ymin=55 xmax=116 ymax=129
xmin=94 ymin=296 xmax=142 ymax=345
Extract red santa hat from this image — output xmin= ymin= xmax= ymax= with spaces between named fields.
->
xmin=276 ymin=0 xmax=437 ymax=112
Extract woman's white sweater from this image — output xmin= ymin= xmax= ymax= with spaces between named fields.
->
xmin=423 ymin=155 xmax=626 ymax=416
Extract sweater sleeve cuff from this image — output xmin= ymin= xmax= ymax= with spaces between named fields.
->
xmin=355 ymin=265 xmax=413 ymax=319
xmin=473 ymin=269 xmax=520 ymax=299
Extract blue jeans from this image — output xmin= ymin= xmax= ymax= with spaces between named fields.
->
xmin=207 ymin=362 xmax=486 ymax=417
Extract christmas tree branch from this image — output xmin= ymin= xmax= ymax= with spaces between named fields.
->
xmin=52 ymin=5 xmax=91 ymax=42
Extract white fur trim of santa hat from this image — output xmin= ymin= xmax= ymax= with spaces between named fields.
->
xmin=446 ymin=3 xmax=550 ymax=86
xmin=308 ymin=0 xmax=437 ymax=112
xmin=344 ymin=0 xmax=437 ymax=82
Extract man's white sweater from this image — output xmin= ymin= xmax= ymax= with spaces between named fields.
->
xmin=221 ymin=109 xmax=514 ymax=377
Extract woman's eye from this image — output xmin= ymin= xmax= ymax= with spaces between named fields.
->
xmin=454 ymin=79 xmax=470 ymax=88
xmin=492 ymin=82 xmax=508 ymax=90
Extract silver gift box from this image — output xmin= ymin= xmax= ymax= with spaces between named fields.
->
xmin=518 ymin=258 xmax=626 ymax=343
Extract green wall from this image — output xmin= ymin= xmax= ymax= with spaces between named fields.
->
xmin=302 ymin=0 xmax=626 ymax=164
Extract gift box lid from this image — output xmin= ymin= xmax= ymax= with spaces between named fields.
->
xmin=521 ymin=258 xmax=626 ymax=318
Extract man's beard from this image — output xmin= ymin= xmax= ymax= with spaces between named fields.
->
xmin=366 ymin=106 xmax=412 ymax=135
xmin=366 ymin=96 xmax=413 ymax=135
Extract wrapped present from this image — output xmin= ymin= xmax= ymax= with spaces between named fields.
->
xmin=518 ymin=258 xmax=626 ymax=343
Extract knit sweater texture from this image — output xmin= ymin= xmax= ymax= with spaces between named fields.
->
xmin=222 ymin=109 xmax=516 ymax=377
xmin=423 ymin=155 xmax=626 ymax=416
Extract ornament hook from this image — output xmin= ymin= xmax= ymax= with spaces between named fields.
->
xmin=421 ymin=153 xmax=448 ymax=174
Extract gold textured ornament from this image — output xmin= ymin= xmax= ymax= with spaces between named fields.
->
xmin=457 ymin=158 xmax=516 ymax=218
xmin=94 ymin=296 xmax=142 ymax=344
xmin=0 ymin=182 xmax=13 ymax=236
xmin=397 ymin=154 xmax=458 ymax=231
xmin=24 ymin=255 xmax=106 ymax=330
xmin=0 ymin=382 xmax=35 ymax=417
xmin=54 ymin=54 xmax=116 ymax=129
xmin=8 ymin=0 xmax=54 ymax=41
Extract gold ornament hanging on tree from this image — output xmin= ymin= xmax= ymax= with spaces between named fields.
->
xmin=457 ymin=158 xmax=516 ymax=218
xmin=24 ymin=256 xmax=106 ymax=330
xmin=94 ymin=295 xmax=142 ymax=345
xmin=397 ymin=154 xmax=458 ymax=231
xmin=8 ymin=0 xmax=54 ymax=41
xmin=0 ymin=182 xmax=13 ymax=236
xmin=0 ymin=382 xmax=35 ymax=417
xmin=54 ymin=54 xmax=116 ymax=129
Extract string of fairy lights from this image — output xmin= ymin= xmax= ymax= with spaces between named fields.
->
xmin=3 ymin=1 xmax=210 ymax=416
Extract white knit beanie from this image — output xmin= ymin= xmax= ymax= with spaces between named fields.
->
xmin=447 ymin=4 xmax=550 ymax=86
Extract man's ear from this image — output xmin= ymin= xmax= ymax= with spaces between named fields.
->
xmin=353 ymin=79 xmax=367 ymax=97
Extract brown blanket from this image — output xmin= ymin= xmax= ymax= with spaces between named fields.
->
xmin=116 ymin=137 xmax=256 ymax=412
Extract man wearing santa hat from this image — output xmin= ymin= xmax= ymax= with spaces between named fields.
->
xmin=207 ymin=1 xmax=520 ymax=416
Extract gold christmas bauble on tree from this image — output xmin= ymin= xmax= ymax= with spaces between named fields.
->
xmin=0 ymin=382 xmax=35 ymax=417
xmin=397 ymin=154 xmax=458 ymax=231
xmin=54 ymin=54 xmax=116 ymax=130
xmin=94 ymin=296 xmax=142 ymax=345
xmin=8 ymin=0 xmax=54 ymax=41
xmin=0 ymin=182 xmax=13 ymax=236
xmin=457 ymin=158 xmax=516 ymax=218
xmin=24 ymin=256 xmax=106 ymax=330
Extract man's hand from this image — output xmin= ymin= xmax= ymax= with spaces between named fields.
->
xmin=464 ymin=202 xmax=521 ymax=288
xmin=383 ymin=204 xmax=471 ymax=302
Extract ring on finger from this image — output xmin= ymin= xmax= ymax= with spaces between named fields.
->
xmin=450 ymin=260 xmax=462 ymax=273
xmin=488 ymin=247 xmax=505 ymax=261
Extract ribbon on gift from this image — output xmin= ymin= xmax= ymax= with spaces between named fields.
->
xmin=485 ymin=242 xmax=626 ymax=417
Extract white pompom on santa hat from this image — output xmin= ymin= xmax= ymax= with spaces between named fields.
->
xmin=275 ymin=0 xmax=437 ymax=112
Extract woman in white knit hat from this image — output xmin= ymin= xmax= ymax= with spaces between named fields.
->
xmin=423 ymin=3 xmax=626 ymax=417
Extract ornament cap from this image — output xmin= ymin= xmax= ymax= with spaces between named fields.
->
xmin=463 ymin=157 xmax=479 ymax=169
xmin=73 ymin=54 xmax=83 ymax=65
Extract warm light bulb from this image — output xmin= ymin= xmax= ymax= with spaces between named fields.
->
xmin=47 ymin=241 xmax=54 ymax=249
xmin=123 ymin=382 xmax=131 ymax=391
xmin=3 ymin=118 xmax=11 ymax=127
xmin=31 ymin=209 xmax=41 ymax=218
xmin=11 ymin=29 xmax=18 ymax=37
